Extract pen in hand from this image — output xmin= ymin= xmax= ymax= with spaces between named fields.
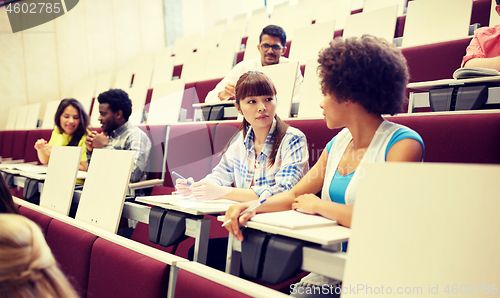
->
xmin=172 ymin=171 xmax=193 ymax=186
xmin=222 ymin=198 xmax=267 ymax=227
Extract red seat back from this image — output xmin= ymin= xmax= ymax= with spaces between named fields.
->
xmin=87 ymin=238 xmax=169 ymax=298
xmin=46 ymin=219 xmax=98 ymax=298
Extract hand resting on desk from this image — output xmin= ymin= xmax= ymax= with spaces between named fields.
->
xmin=291 ymin=194 xmax=322 ymax=215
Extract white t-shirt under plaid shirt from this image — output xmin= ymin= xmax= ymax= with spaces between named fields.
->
xmin=203 ymin=119 xmax=309 ymax=199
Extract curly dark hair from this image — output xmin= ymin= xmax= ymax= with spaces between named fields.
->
xmin=318 ymin=35 xmax=409 ymax=115
xmin=54 ymin=98 xmax=89 ymax=146
xmin=259 ymin=25 xmax=287 ymax=46
xmin=97 ymin=89 xmax=132 ymax=121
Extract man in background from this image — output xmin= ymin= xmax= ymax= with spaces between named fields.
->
xmin=462 ymin=0 xmax=500 ymax=70
xmin=205 ymin=25 xmax=303 ymax=104
xmin=86 ymin=89 xmax=151 ymax=183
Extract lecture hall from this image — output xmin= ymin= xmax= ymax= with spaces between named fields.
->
xmin=1 ymin=0 xmax=499 ymax=297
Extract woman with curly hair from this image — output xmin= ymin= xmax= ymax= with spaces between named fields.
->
xmin=0 ymin=214 xmax=78 ymax=298
xmin=224 ymin=35 xmax=425 ymax=297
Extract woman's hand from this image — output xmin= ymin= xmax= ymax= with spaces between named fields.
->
xmin=292 ymin=193 xmax=321 ymax=214
xmin=175 ymin=178 xmax=194 ymax=196
xmin=190 ymin=180 xmax=232 ymax=200
xmin=34 ymin=139 xmax=47 ymax=150
xmin=224 ymin=201 xmax=256 ymax=241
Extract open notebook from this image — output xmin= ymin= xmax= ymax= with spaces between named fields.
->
xmin=249 ymin=210 xmax=337 ymax=229
xmin=453 ymin=67 xmax=500 ymax=79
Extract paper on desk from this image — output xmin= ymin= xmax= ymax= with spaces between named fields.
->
xmin=249 ymin=210 xmax=337 ymax=229
xmin=0 ymin=163 xmax=48 ymax=173
xmin=137 ymin=195 xmax=238 ymax=213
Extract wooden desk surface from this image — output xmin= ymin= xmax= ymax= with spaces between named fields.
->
xmin=136 ymin=196 xmax=235 ymax=216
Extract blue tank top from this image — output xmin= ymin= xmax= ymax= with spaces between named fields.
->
xmin=325 ymin=127 xmax=424 ymax=204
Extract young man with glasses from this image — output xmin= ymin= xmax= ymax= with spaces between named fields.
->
xmin=205 ymin=25 xmax=303 ymax=104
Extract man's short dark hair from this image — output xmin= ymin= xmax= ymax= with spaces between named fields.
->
xmin=259 ymin=25 xmax=287 ymax=46
xmin=497 ymin=0 xmax=499 ymax=5
xmin=97 ymin=89 xmax=132 ymax=121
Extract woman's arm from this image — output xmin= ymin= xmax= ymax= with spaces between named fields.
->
xmin=386 ymin=138 xmax=423 ymax=162
xmin=225 ymin=148 xmax=329 ymax=241
xmin=292 ymin=195 xmax=354 ymax=227
xmin=34 ymin=139 xmax=51 ymax=165
xmin=79 ymin=161 xmax=88 ymax=171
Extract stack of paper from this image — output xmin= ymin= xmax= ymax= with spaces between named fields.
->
xmin=0 ymin=163 xmax=48 ymax=173
xmin=137 ymin=195 xmax=238 ymax=213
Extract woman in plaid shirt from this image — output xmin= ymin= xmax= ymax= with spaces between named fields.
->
xmin=176 ymin=71 xmax=309 ymax=202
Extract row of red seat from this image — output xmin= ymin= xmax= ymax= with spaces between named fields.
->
xmin=17 ymin=203 xmax=259 ymax=298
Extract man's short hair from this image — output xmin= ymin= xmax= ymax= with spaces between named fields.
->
xmin=97 ymin=89 xmax=132 ymax=121
xmin=497 ymin=0 xmax=499 ymax=5
xmin=259 ymin=25 xmax=287 ymax=46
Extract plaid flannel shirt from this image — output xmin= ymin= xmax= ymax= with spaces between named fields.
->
xmin=204 ymin=120 xmax=309 ymax=199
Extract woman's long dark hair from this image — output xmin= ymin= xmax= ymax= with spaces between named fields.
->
xmin=0 ymin=175 xmax=19 ymax=214
xmin=223 ymin=71 xmax=289 ymax=167
xmin=54 ymin=98 xmax=89 ymax=146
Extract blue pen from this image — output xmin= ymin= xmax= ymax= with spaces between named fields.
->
xmin=172 ymin=171 xmax=193 ymax=186
xmin=221 ymin=198 xmax=267 ymax=227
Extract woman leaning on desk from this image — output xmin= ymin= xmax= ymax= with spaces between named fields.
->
xmin=34 ymin=98 xmax=90 ymax=172
xmin=225 ymin=35 xmax=425 ymax=297
xmin=175 ymin=70 xmax=310 ymax=202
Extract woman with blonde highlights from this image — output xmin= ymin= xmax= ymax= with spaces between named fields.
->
xmin=0 ymin=214 xmax=78 ymax=298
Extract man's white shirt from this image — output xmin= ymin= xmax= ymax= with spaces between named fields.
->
xmin=204 ymin=57 xmax=303 ymax=104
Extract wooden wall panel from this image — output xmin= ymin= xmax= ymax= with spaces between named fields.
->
xmin=84 ymin=0 xmax=117 ymax=76
xmin=0 ymin=7 xmax=28 ymax=129
xmin=22 ymin=21 xmax=60 ymax=118
xmin=55 ymin=1 xmax=90 ymax=99
xmin=139 ymin=0 xmax=166 ymax=53
xmin=112 ymin=0 xmax=142 ymax=70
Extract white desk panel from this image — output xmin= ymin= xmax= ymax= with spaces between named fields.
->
xmin=403 ymin=0 xmax=472 ymax=47
xmin=39 ymin=146 xmax=82 ymax=216
xmin=343 ymin=162 xmax=500 ymax=297
xmin=76 ymin=149 xmax=133 ymax=233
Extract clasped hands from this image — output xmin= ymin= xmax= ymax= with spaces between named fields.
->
xmin=34 ymin=139 xmax=52 ymax=155
xmin=85 ymin=131 xmax=109 ymax=151
xmin=175 ymin=178 xmax=232 ymax=201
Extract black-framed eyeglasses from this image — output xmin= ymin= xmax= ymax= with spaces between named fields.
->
xmin=260 ymin=43 xmax=283 ymax=52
